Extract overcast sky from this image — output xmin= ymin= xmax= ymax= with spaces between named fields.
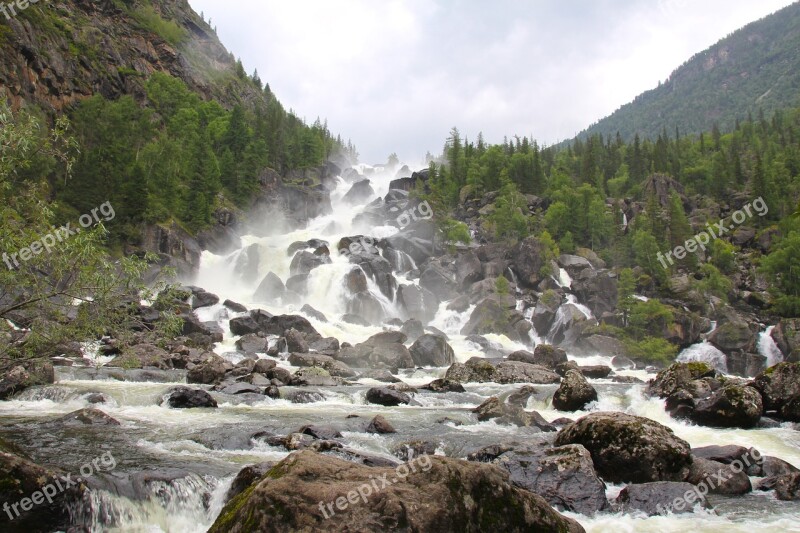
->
xmin=188 ymin=0 xmax=795 ymax=164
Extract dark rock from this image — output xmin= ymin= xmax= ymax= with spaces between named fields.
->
xmin=299 ymin=425 xmax=342 ymax=440
xmin=493 ymin=445 xmax=609 ymax=515
xmin=397 ymin=284 xmax=440 ymax=324
xmin=616 ymin=481 xmax=712 ymax=515
xmin=55 ymin=408 xmax=120 ymax=426
xmin=207 ymin=451 xmax=585 ymax=533
xmin=288 ymin=367 xmax=341 ymax=387
xmin=532 ymin=344 xmax=569 ymax=369
xmin=555 ymin=412 xmax=692 ymax=483
xmin=365 ymin=387 xmax=411 ymax=406
xmin=220 ymin=383 xmax=262 ymax=395
xmin=365 ymin=415 xmax=396 ymax=434
xmin=287 ymin=353 xmax=356 ymax=378
xmin=300 ymin=304 xmax=327 ymax=322
xmin=553 ymin=370 xmax=598 ymax=411
xmin=689 ymin=385 xmax=763 ymax=428
xmin=774 ymin=473 xmax=800 ymax=500
xmin=409 ymin=334 xmax=455 ymax=367
xmin=578 ymin=365 xmax=612 ymax=379
xmin=647 ymin=362 xmax=715 ymax=398
xmin=163 ymin=386 xmax=218 ymax=408
xmin=187 ymin=354 xmax=229 ymax=384
xmin=752 ymin=362 xmax=800 ymax=418
xmin=686 ymin=457 xmax=751 ymax=495
xmin=400 ymin=318 xmax=425 ymax=341
xmin=253 ymin=272 xmax=286 ymax=303
xmin=342 ymin=179 xmax=375 ymax=204
xmin=421 ymin=379 xmax=466 ymax=393
xmin=225 ymin=463 xmax=275 ymax=503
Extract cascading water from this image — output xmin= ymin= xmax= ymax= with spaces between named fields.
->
xmin=2 ymin=164 xmax=799 ymax=533
xmin=758 ymin=325 xmax=784 ymax=367
xmin=677 ymin=341 xmax=728 ymax=373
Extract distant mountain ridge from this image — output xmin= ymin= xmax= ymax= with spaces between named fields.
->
xmin=575 ymin=2 xmax=800 ymax=142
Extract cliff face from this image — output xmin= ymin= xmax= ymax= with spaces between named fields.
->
xmin=0 ymin=0 xmax=262 ymax=112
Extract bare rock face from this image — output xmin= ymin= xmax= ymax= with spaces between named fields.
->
xmin=554 ymin=412 xmax=693 ymax=484
xmin=208 ymin=450 xmax=585 ymax=533
xmin=615 ymin=481 xmax=712 ymax=515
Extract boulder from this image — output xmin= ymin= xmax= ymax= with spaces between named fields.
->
xmin=647 ymin=362 xmax=715 ymax=398
xmin=187 ymin=355 xmax=229 ymax=384
xmin=455 ymin=251 xmax=483 ymax=289
xmin=419 ymin=263 xmax=459 ymax=301
xmin=686 ymin=457 xmax=752 ymax=495
xmin=336 ymin=342 xmax=414 ymax=369
xmin=445 ymin=358 xmax=560 ymax=385
xmin=287 ymin=353 xmax=357 ymax=378
xmin=290 ymin=251 xmax=331 ymax=277
xmin=508 ymin=236 xmax=548 ymax=288
xmin=774 ymin=473 xmax=800 ymax=500
xmin=365 ymin=387 xmax=412 ymax=406
xmin=400 ymin=318 xmax=425 ymax=341
xmin=207 ymin=451 xmax=585 ymax=533
xmin=365 ymin=415 xmax=396 ymax=434
xmin=421 ymin=379 xmax=466 ymax=393
xmin=253 ymin=272 xmax=286 ymax=303
xmin=288 ymin=367 xmax=341 ymax=387
xmin=552 ymin=370 xmax=598 ymax=411
xmin=491 ymin=445 xmax=609 ymax=515
xmin=225 ymin=463 xmax=276 ymax=503
xmin=163 ymin=386 xmax=218 ymax=408
xmin=409 ymin=334 xmax=455 ymax=367
xmin=342 ymin=179 xmax=375 ymax=204
xmin=689 ymin=384 xmax=763 ymax=428
xmin=460 ymin=299 xmax=529 ymax=344
xmin=55 ymin=408 xmax=120 ymax=426
xmin=751 ymin=362 xmax=800 ymax=416
xmin=555 ymin=412 xmax=693 ymax=483
xmin=532 ymin=344 xmax=568 ymax=369
xmin=616 ymin=481 xmax=712 ymax=515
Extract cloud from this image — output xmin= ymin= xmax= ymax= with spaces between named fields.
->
xmin=189 ymin=0 xmax=795 ymax=164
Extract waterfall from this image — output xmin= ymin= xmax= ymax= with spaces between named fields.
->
xmin=555 ymin=267 xmax=572 ymax=289
xmin=566 ymin=294 xmax=593 ymax=320
xmin=677 ymin=341 xmax=728 ymax=373
xmin=758 ymin=325 xmax=784 ymax=367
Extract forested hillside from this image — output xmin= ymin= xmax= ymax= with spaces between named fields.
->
xmin=576 ymin=2 xmax=800 ymax=143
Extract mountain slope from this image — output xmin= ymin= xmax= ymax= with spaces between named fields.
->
xmin=0 ymin=0 xmax=265 ymax=112
xmin=577 ymin=2 xmax=800 ymax=142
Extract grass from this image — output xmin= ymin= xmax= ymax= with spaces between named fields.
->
xmin=131 ymin=5 xmax=186 ymax=46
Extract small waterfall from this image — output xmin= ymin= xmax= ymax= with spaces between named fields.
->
xmin=69 ymin=473 xmax=232 ymax=532
xmin=566 ymin=294 xmax=593 ymax=320
xmin=555 ymin=268 xmax=572 ymax=289
xmin=758 ymin=325 xmax=784 ymax=367
xmin=677 ymin=341 xmax=728 ymax=373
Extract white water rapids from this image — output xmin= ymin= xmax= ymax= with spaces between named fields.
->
xmin=1 ymin=165 xmax=799 ymax=532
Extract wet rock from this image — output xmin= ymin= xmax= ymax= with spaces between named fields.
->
xmin=0 ymin=446 xmax=83 ymax=531
xmin=400 ymin=318 xmax=425 ymax=341
xmin=647 ymin=362 xmax=715 ymax=398
xmin=507 ymin=350 xmax=537 ymax=364
xmin=220 ymin=383 xmax=262 ymax=395
xmin=225 ymin=462 xmax=275 ymax=503
xmin=289 ymin=250 xmax=331 ymax=277
xmin=578 ymin=365 xmax=612 ymax=379
xmin=752 ymin=362 xmax=800 ymax=418
xmin=409 ymin=334 xmax=455 ymax=367
xmin=336 ymin=342 xmax=414 ymax=370
xmin=689 ymin=384 xmax=763 ymax=428
xmin=456 ymin=251 xmax=483 ymax=289
xmin=358 ymin=369 xmax=401 ymax=383
xmin=289 ymin=367 xmax=342 ymax=387
xmin=287 ymin=391 xmax=324 ymax=404
xmin=494 ymin=361 xmax=562 ymax=384
xmin=505 ymin=385 xmax=538 ymax=408
xmin=365 ymin=415 xmax=396 ymax=434
xmin=287 ymin=353 xmax=356 ymax=378
xmin=616 ymin=481 xmax=712 ymax=515
xmin=460 ymin=298 xmax=529 ymax=343
xmin=341 ymin=313 xmax=370 ymax=326
xmin=56 ymin=408 xmax=120 ymax=426
xmin=774 ymin=473 xmax=800 ymax=500
xmin=397 ymin=284 xmax=440 ymax=325
xmin=187 ymin=354 xmax=229 ymax=385
xmin=692 ymin=445 xmax=763 ymax=475
xmin=342 ymin=179 xmax=375 ymax=204
xmin=235 ymin=334 xmax=268 ymax=355
xmin=611 ymin=354 xmax=636 ymax=369
xmin=264 ymin=385 xmax=281 ymax=399
xmin=162 ymin=386 xmax=218 ymax=408
xmin=190 ymin=288 xmax=220 ymax=309
xmin=555 ymin=412 xmax=692 ymax=483
xmin=393 ymin=440 xmax=438 ymax=461
xmin=708 ymin=320 xmax=756 ymax=353
xmin=308 ymin=337 xmax=339 ymax=355
xmin=365 ymin=387 xmax=412 ymax=406
xmin=253 ymin=272 xmax=286 ymax=303
xmin=686 ymin=457 xmax=752 ymax=495
xmin=364 ymin=331 xmax=407 ymax=345
xmin=223 ymin=299 xmax=248 ymax=313
xmin=253 ymin=359 xmax=277 ymax=374
xmin=532 ymin=344 xmax=569 ymax=369
xmin=299 ymin=425 xmax=342 ymax=440
xmin=493 ymin=445 xmax=609 ymax=515
xmin=421 ymin=379 xmax=466 ymax=393
xmin=552 ymin=370 xmax=598 ymax=411
xmin=760 ymin=456 xmax=799 ymax=477
xmin=300 ymin=304 xmax=327 ymax=322
xmin=508 ymin=236 xmax=548 ymax=288
xmin=207 ymin=451 xmax=585 ymax=533
xmin=419 ymin=262 xmax=459 ymax=301
xmin=284 ymin=328 xmax=309 ymax=353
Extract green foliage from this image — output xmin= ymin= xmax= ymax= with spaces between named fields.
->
xmin=538 ymin=230 xmax=559 ymax=278
xmin=486 ymin=176 xmax=529 ymax=242
xmin=628 ymin=299 xmax=674 ymax=339
xmin=697 ymin=263 xmax=732 ymax=301
xmin=761 ymin=229 xmax=800 ymax=316
xmin=495 ymin=275 xmax=510 ymax=296
xmin=0 ymin=101 xmax=178 ymax=366
xmin=616 ymin=268 xmax=636 ymax=326
xmin=131 ymin=5 xmax=187 ymax=45
xmin=624 ymin=336 xmax=679 ymax=367
xmin=710 ymin=239 xmax=736 ymax=273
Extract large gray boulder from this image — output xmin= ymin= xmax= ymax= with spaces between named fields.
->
xmin=409 ymin=334 xmax=455 ymax=367
xmin=555 ymin=412 xmax=693 ymax=483
xmin=552 ymin=370 xmax=598 ymax=411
